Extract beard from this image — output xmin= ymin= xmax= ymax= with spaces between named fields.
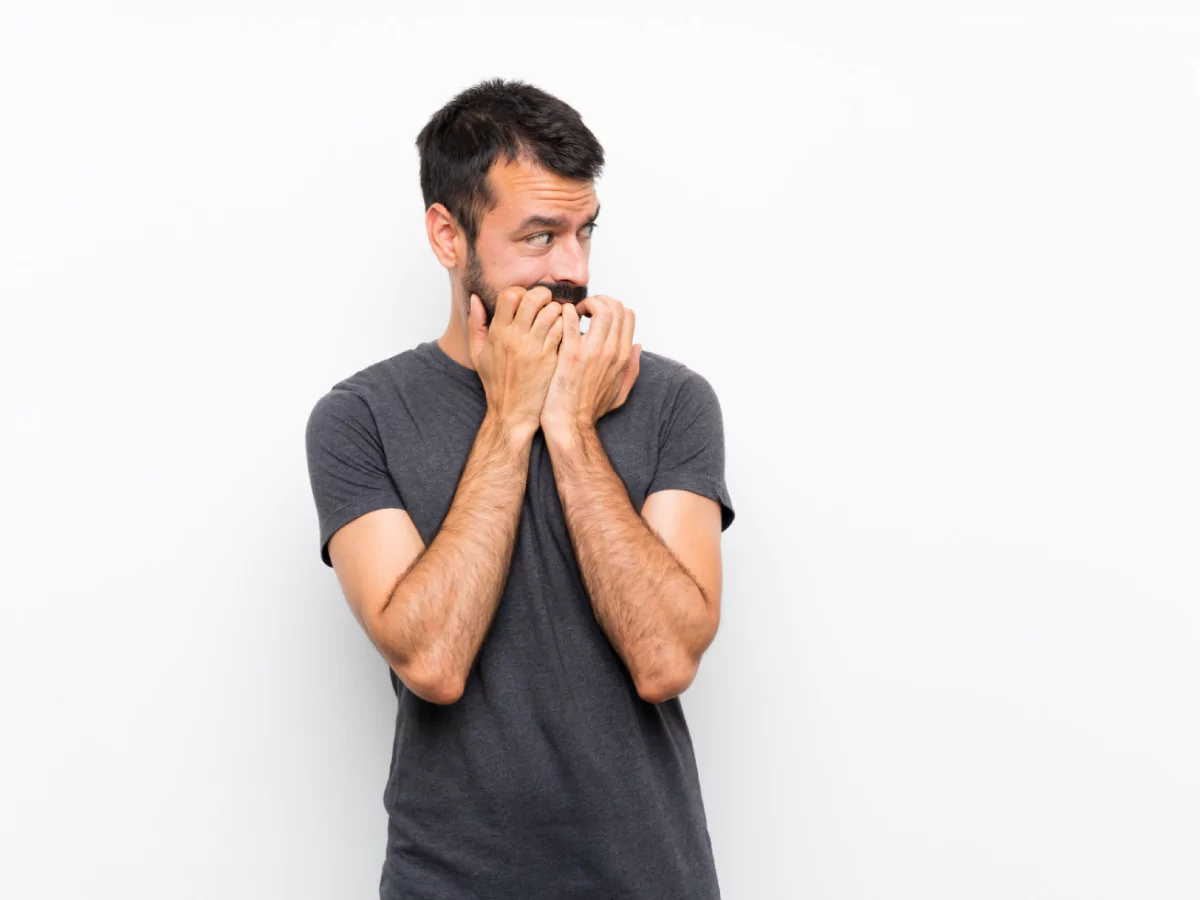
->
xmin=462 ymin=241 xmax=588 ymax=327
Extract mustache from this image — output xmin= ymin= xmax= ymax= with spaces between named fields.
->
xmin=532 ymin=282 xmax=589 ymax=305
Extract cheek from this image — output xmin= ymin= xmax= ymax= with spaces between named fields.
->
xmin=492 ymin=254 xmax=545 ymax=289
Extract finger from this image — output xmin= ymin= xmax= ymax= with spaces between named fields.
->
xmin=531 ymin=299 xmax=563 ymax=340
xmin=602 ymin=299 xmax=625 ymax=365
xmin=576 ymin=294 xmax=613 ymax=321
xmin=581 ymin=296 xmax=614 ymax=352
xmin=492 ymin=286 xmax=525 ymax=328
xmin=544 ymin=314 xmax=565 ymax=353
xmin=573 ymin=298 xmax=593 ymax=342
xmin=514 ymin=285 xmax=554 ymax=332
xmin=615 ymin=307 xmax=634 ymax=372
xmin=575 ymin=296 xmax=605 ymax=332
xmin=561 ymin=302 xmax=581 ymax=356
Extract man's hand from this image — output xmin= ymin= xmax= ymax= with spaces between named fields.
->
xmin=469 ymin=286 xmax=565 ymax=442
xmin=540 ymin=295 xmax=642 ymax=436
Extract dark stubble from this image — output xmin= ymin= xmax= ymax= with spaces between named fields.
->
xmin=462 ymin=240 xmax=588 ymax=327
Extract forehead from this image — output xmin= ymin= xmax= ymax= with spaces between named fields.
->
xmin=485 ymin=155 xmax=596 ymax=223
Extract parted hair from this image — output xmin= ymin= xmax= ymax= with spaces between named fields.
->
xmin=415 ymin=78 xmax=605 ymax=249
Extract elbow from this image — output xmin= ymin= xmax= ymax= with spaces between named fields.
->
xmin=391 ymin=656 xmax=465 ymax=706
xmin=635 ymin=652 xmax=699 ymax=705
xmin=419 ymin=675 xmax=466 ymax=706
xmin=368 ymin=612 xmax=465 ymax=705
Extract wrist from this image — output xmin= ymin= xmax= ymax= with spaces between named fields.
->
xmin=481 ymin=410 xmax=537 ymax=452
xmin=541 ymin=415 xmax=594 ymax=449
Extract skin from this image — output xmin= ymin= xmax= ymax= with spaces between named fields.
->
xmin=326 ymin=152 xmax=723 ymax=705
xmin=437 ymin=151 xmax=600 ymax=358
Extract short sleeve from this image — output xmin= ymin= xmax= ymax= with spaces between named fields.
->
xmin=305 ymin=387 xmax=406 ymax=567
xmin=645 ymin=367 xmax=735 ymax=531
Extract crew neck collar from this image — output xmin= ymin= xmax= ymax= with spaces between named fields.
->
xmin=420 ymin=339 xmax=485 ymax=397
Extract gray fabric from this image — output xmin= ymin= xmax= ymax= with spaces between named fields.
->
xmin=305 ymin=338 xmax=735 ymax=899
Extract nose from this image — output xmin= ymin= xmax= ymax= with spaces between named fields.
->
xmin=549 ymin=232 xmax=589 ymax=288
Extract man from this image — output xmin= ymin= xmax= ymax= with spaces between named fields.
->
xmin=305 ymin=78 xmax=735 ymax=899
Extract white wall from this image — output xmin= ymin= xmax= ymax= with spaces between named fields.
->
xmin=4 ymin=9 xmax=1198 ymax=899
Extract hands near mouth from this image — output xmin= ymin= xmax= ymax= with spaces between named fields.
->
xmin=470 ymin=286 xmax=641 ymax=441
xmin=541 ymin=295 xmax=641 ymax=436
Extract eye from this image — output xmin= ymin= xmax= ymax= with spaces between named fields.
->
xmin=525 ymin=223 xmax=598 ymax=247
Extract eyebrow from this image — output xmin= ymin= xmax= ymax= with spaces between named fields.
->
xmin=515 ymin=202 xmax=601 ymax=233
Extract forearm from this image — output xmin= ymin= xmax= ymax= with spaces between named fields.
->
xmin=380 ymin=412 xmax=532 ymax=699
xmin=545 ymin=423 xmax=711 ymax=700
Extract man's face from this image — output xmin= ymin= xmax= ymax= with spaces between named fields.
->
xmin=460 ymin=155 xmax=598 ymax=326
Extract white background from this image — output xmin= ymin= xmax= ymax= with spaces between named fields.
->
xmin=3 ymin=8 xmax=1198 ymax=899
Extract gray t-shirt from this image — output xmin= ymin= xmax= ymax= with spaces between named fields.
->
xmin=305 ymin=338 xmax=735 ymax=899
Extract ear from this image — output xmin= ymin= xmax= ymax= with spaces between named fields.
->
xmin=426 ymin=203 xmax=462 ymax=269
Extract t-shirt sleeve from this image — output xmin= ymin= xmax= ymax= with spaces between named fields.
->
xmin=645 ymin=366 xmax=735 ymax=531
xmin=305 ymin=387 xmax=406 ymax=567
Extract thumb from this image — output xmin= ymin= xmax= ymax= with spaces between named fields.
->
xmin=468 ymin=294 xmax=486 ymax=357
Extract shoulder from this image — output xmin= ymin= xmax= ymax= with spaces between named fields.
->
xmin=637 ymin=347 xmax=686 ymax=383
xmin=307 ymin=347 xmax=424 ymax=425
xmin=637 ymin=348 xmax=722 ymax=414
xmin=331 ymin=347 xmax=425 ymax=399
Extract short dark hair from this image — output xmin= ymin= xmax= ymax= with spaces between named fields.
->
xmin=415 ymin=78 xmax=605 ymax=249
